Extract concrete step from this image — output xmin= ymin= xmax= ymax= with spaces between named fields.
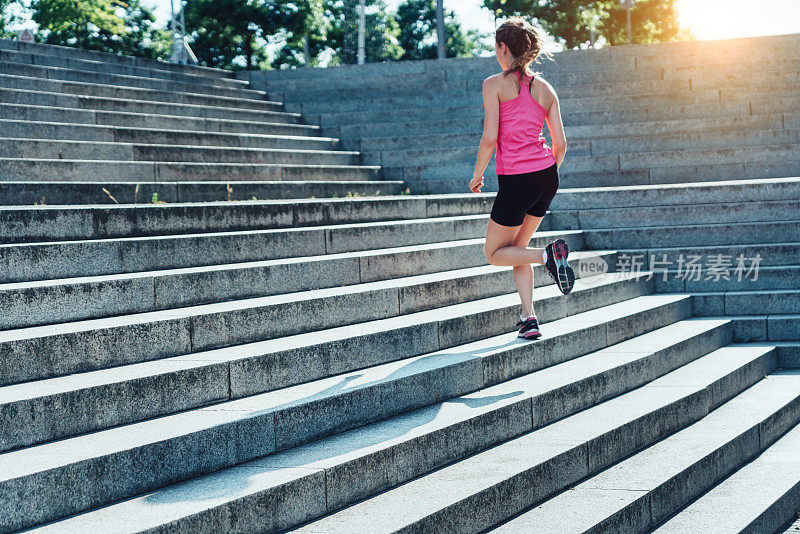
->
xmin=0 ymin=87 xmax=302 ymax=123
xmin=589 ymin=127 xmax=800 ymax=155
xmin=0 ymin=282 xmax=667 ymax=531
xmin=653 ymin=420 xmax=800 ymax=534
xmin=396 ymin=153 xmax=800 ymax=193
xmin=0 ymin=237 xmax=589 ymax=387
xmin=490 ymin=365 xmax=800 ymax=534
xmin=753 ymin=95 xmax=800 ymax=116
xmin=257 ymin=42 xmax=793 ymax=93
xmin=0 ymin=180 xmax=405 ymax=205
xmin=691 ymin=289 xmax=800 ymax=317
xmin=0 ymin=260 xmax=623 ymax=450
xmin=654 ymin=265 xmax=800 ymax=294
xmin=0 ymin=158 xmax=379 ymax=183
xmin=0 ymin=37 xmax=235 ymax=80
xmin=0 ymin=214 xmax=574 ymax=284
xmin=0 ymin=239 xmax=611 ymax=330
xmin=0 ymin=47 xmax=247 ymax=90
xmin=584 ymin=219 xmax=800 ymax=249
xmin=285 ymin=83 xmax=727 ymax=116
xmin=0 ymin=139 xmax=359 ymax=167
xmin=723 ymin=314 xmax=800 ymax=343
xmin=287 ymin=74 xmax=798 ymax=119
xmin=0 ymin=72 xmax=281 ymax=111
xmin=615 ymin=143 xmax=800 ymax=172
xmin=551 ymin=198 xmax=800 ymax=230
xmin=367 ymin=136 xmax=800 ymax=174
xmin=24 ymin=315 xmax=731 ymax=533
xmin=292 ymin=343 xmax=784 ymax=533
xmin=0 ymin=60 xmax=266 ymax=100
xmin=355 ymin=114 xmax=796 ymax=153
xmin=551 ymin=177 xmax=800 ymax=211
xmin=563 ymin=158 xmax=800 ymax=189
xmin=565 ymin=113 xmax=792 ymax=140
xmin=616 ymin=240 xmax=800 ymax=271
xmin=0 ymin=103 xmax=321 ymax=137
xmin=0 ymin=194 xmax=494 ymax=243
xmin=0 ymin=119 xmax=337 ymax=150
xmin=0 ymin=236 xmax=493 ymax=328
xmin=663 ymin=57 xmax=800 ymax=80
xmin=312 ymin=95 xmax=759 ymax=129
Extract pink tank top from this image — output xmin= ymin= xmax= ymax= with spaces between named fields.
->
xmin=494 ymin=70 xmax=556 ymax=175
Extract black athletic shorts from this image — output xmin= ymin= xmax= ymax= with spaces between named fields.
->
xmin=489 ymin=163 xmax=559 ymax=227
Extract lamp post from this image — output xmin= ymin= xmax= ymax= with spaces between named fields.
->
xmin=623 ymin=0 xmax=634 ymax=44
xmin=436 ymin=0 xmax=445 ymax=59
xmin=357 ymin=0 xmax=366 ymax=64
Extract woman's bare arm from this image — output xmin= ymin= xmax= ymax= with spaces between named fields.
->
xmin=542 ymin=81 xmax=567 ymax=169
xmin=470 ymin=76 xmax=500 ymax=193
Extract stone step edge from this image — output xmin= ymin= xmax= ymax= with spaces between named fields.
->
xmin=0 ymin=71 xmax=274 ymax=104
xmin=0 ymin=118 xmax=336 ymax=143
xmin=488 ymin=363 xmax=799 ymax=533
xmin=21 ymin=316 xmax=732 ymax=533
xmin=289 ymin=343 xmax=782 ymax=533
xmin=0 ymin=102 xmax=321 ymax=132
xmin=0 ymin=86 xmax=301 ymax=119
xmin=0 ymin=290 xmax=683 ymax=531
xmin=0 ymin=264 xmax=632 ymax=453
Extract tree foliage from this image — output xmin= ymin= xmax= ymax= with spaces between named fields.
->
xmin=602 ymin=0 xmax=688 ymax=45
xmin=30 ymin=0 xmax=169 ymax=57
xmin=329 ymin=0 xmax=403 ymax=65
xmin=396 ymin=0 xmax=490 ymax=60
xmin=485 ymin=0 xmax=686 ymax=48
xmin=271 ymin=0 xmax=332 ymax=69
xmin=184 ymin=0 xmax=290 ymax=70
xmin=1 ymin=0 xmax=18 ymax=38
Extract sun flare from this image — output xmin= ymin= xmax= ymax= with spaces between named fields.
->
xmin=676 ymin=0 xmax=800 ymax=41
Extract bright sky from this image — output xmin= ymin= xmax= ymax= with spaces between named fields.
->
xmin=676 ymin=0 xmax=800 ymax=40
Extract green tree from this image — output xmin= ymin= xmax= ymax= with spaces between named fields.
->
xmin=30 ymin=0 xmax=170 ymax=58
xmin=112 ymin=0 xmax=172 ymax=59
xmin=184 ymin=0 xmax=292 ymax=70
xmin=327 ymin=0 xmax=404 ymax=65
xmin=397 ymin=0 xmax=490 ymax=60
xmin=484 ymin=0 xmax=686 ymax=48
xmin=272 ymin=0 xmax=331 ymax=69
xmin=1 ymin=0 xmax=18 ymax=38
xmin=601 ymin=0 xmax=687 ymax=45
xmin=32 ymin=0 xmax=126 ymax=50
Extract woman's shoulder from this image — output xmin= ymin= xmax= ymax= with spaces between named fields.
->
xmin=533 ymin=75 xmax=558 ymax=99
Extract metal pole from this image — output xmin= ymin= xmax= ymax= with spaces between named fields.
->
xmin=357 ymin=0 xmax=366 ymax=65
xmin=436 ymin=0 xmax=445 ymax=59
xmin=303 ymin=35 xmax=311 ymax=67
xmin=179 ymin=2 xmax=187 ymax=63
xmin=626 ymin=0 xmax=632 ymax=44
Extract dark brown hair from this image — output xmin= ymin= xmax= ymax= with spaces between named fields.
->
xmin=495 ymin=18 xmax=551 ymax=86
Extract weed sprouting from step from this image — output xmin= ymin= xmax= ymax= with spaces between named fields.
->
xmin=33 ymin=197 xmax=46 ymax=206
xmin=227 ymin=183 xmax=234 ymax=202
xmin=101 ymin=188 xmax=119 ymax=204
xmin=401 ymin=188 xmax=411 ymax=195
xmin=151 ymin=193 xmax=167 ymax=205
xmin=345 ymin=191 xmax=361 ymax=198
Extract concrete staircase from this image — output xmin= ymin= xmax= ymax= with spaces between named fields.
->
xmin=246 ymin=33 xmax=800 ymax=194
xmin=0 ymin=37 xmax=403 ymax=201
xmin=2 ymin=36 xmax=800 ymax=533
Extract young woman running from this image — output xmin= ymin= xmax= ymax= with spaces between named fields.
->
xmin=469 ymin=17 xmax=573 ymax=341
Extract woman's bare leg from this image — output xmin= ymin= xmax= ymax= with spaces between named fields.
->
xmin=484 ymin=215 xmax=546 ymax=319
xmin=511 ymin=215 xmax=544 ymax=318
xmin=484 ymin=219 xmax=546 ymax=267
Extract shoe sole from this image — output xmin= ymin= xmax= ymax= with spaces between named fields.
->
xmin=552 ymin=239 xmax=575 ymax=295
